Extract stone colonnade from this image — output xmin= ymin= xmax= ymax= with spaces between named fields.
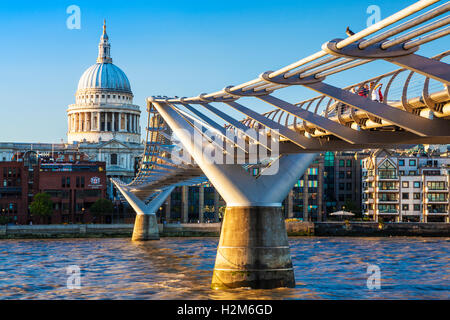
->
xmin=68 ymin=111 xmax=140 ymax=133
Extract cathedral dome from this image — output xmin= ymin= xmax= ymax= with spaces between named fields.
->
xmin=76 ymin=20 xmax=132 ymax=94
xmin=77 ymin=63 xmax=131 ymax=93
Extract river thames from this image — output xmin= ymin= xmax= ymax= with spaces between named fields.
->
xmin=0 ymin=237 xmax=448 ymax=299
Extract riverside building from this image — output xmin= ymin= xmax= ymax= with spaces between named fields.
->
xmin=0 ymin=151 xmax=107 ymax=224
xmin=362 ymin=149 xmax=450 ymax=223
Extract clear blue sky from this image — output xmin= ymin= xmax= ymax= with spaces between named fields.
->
xmin=0 ymin=0 xmax=447 ymax=143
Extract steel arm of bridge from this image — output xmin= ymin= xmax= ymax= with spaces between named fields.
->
xmin=322 ymin=39 xmax=450 ymax=85
xmin=224 ymin=101 xmax=326 ymax=149
xmin=256 ymin=94 xmax=373 ymax=144
xmin=112 ymin=180 xmax=175 ymax=215
xmin=151 ymin=101 xmax=317 ymax=206
xmin=172 ymin=104 xmax=249 ymax=154
xmin=167 ymin=103 xmax=275 ymax=164
xmin=182 ymin=102 xmax=272 ymax=151
xmin=301 ymin=81 xmax=450 ymax=137
xmin=170 ymin=105 xmax=230 ymax=154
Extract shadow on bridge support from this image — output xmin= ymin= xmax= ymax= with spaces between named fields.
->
xmin=151 ymin=101 xmax=317 ymax=289
xmin=112 ymin=181 xmax=174 ymax=241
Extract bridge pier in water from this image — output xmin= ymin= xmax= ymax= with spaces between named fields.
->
xmin=212 ymin=206 xmax=294 ymax=289
xmin=113 ymin=182 xmax=174 ymax=241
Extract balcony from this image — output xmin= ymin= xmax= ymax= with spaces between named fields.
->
xmin=378 ymin=210 xmax=399 ymax=215
xmin=427 ymin=198 xmax=448 ymax=203
xmin=378 ymin=198 xmax=399 ymax=203
xmin=378 ymin=175 xmax=398 ymax=181
xmin=378 ymin=188 xmax=399 ymax=192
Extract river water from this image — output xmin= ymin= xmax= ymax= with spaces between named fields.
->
xmin=0 ymin=237 xmax=448 ymax=299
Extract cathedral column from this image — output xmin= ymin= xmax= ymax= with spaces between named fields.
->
xmin=88 ymin=112 xmax=92 ymax=131
xmin=97 ymin=112 xmax=101 ymax=131
xmin=135 ymin=114 xmax=138 ymax=133
xmin=78 ymin=113 xmax=82 ymax=132
xmin=105 ymin=112 xmax=109 ymax=131
xmin=112 ymin=112 xmax=115 ymax=132
xmin=118 ymin=112 xmax=122 ymax=132
xmin=138 ymin=115 xmax=141 ymax=134
xmin=84 ymin=112 xmax=89 ymax=132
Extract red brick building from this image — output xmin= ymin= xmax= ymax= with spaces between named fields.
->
xmin=0 ymin=151 xmax=107 ymax=224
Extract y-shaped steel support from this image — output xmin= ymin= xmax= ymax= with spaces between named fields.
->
xmin=151 ymin=100 xmax=317 ymax=289
xmin=113 ymin=181 xmax=174 ymax=241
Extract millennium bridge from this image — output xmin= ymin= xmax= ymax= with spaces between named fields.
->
xmin=112 ymin=0 xmax=450 ymax=289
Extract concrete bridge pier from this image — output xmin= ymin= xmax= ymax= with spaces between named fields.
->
xmin=211 ymin=205 xmax=293 ymax=289
xmin=112 ymin=181 xmax=174 ymax=241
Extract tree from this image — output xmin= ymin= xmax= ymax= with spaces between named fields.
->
xmin=29 ymin=192 xmax=54 ymax=224
xmin=89 ymin=198 xmax=113 ymax=223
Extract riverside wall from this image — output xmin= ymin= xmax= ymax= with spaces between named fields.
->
xmin=0 ymin=221 xmax=448 ymax=239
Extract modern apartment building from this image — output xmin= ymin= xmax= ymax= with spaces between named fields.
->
xmin=362 ymin=149 xmax=449 ymax=222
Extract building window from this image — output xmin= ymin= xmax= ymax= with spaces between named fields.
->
xmin=111 ymin=154 xmax=118 ymax=165
xmin=427 ymin=181 xmax=446 ymax=190
xmin=339 ymin=183 xmax=345 ymax=190
xmin=402 ymin=204 xmax=409 ymax=211
xmin=402 ymin=181 xmax=409 ymax=188
xmin=346 ymin=171 xmax=352 ymax=179
xmin=339 ymin=171 xmax=345 ymax=179
xmin=413 ymin=193 xmax=421 ymax=200
xmin=402 ymin=193 xmax=409 ymax=199
xmin=339 ymin=160 xmax=345 ymax=167
xmin=399 ymin=159 xmax=405 ymax=166
xmin=409 ymin=159 xmax=416 ymax=166
xmin=399 ymin=170 xmax=405 ymax=176
xmin=346 ymin=183 xmax=352 ymax=190
xmin=346 ymin=159 xmax=352 ymax=167
xmin=378 ymin=160 xmax=397 ymax=179
xmin=76 ymin=177 xmax=80 ymax=188
xmin=81 ymin=177 xmax=85 ymax=188
xmin=413 ymin=204 xmax=420 ymax=211
xmin=413 ymin=182 xmax=420 ymax=188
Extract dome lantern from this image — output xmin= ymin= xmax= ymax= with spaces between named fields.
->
xmin=97 ymin=20 xmax=112 ymax=64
